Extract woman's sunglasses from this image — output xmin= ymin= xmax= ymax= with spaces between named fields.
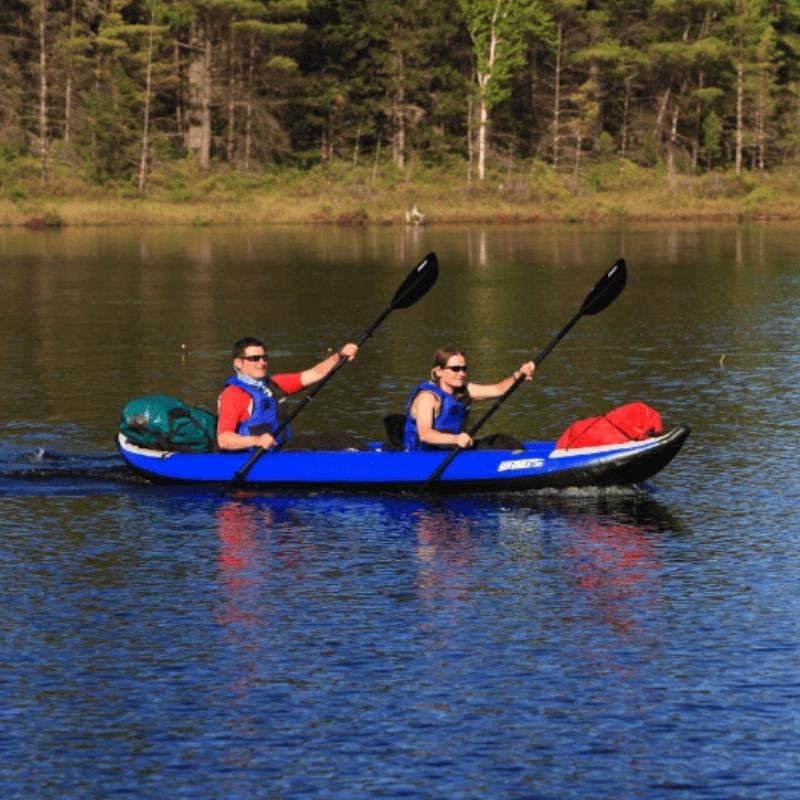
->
xmin=241 ymin=354 xmax=268 ymax=362
xmin=444 ymin=365 xmax=468 ymax=373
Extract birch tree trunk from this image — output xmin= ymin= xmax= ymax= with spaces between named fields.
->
xmin=552 ymin=20 xmax=562 ymax=169
xmin=352 ymin=123 xmax=361 ymax=172
xmin=619 ymin=74 xmax=631 ymax=172
xmin=371 ymin=132 xmax=381 ymax=182
xmin=476 ymin=85 xmax=489 ymax=180
xmin=756 ymin=100 xmax=764 ymax=172
xmin=691 ymin=77 xmax=703 ymax=171
xmin=474 ymin=13 xmax=499 ymax=183
xmin=466 ymin=95 xmax=474 ymax=184
xmin=244 ymin=33 xmax=254 ymax=171
xmin=667 ymin=102 xmax=680 ymax=187
xmin=63 ymin=0 xmax=76 ymax=143
xmin=37 ymin=0 xmax=49 ymax=181
xmin=392 ymin=46 xmax=405 ymax=169
xmin=226 ymin=26 xmax=235 ymax=163
xmin=138 ymin=5 xmax=156 ymax=194
xmin=654 ymin=86 xmax=670 ymax=137
xmin=174 ymin=40 xmax=183 ymax=136
xmin=756 ymin=70 xmax=766 ymax=173
xmin=735 ymin=60 xmax=744 ymax=176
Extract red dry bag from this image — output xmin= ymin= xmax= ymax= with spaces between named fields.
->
xmin=555 ymin=402 xmax=663 ymax=450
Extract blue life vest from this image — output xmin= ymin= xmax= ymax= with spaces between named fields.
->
xmin=402 ymin=381 xmax=468 ymax=451
xmin=224 ymin=375 xmax=291 ymax=447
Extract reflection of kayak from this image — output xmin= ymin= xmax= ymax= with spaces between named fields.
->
xmin=116 ymin=425 xmax=690 ymax=493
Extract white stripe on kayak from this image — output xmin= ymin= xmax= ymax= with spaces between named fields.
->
xmin=549 ymin=434 xmax=665 ymax=459
xmin=118 ymin=433 xmax=175 ymax=459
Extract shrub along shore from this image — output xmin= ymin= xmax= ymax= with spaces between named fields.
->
xmin=3 ymin=159 xmax=800 ymax=228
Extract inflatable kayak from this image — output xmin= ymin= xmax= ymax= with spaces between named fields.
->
xmin=116 ymin=425 xmax=690 ymax=493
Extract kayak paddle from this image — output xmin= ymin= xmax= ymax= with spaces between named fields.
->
xmin=226 ymin=251 xmax=440 ymax=490
xmin=422 ymin=258 xmax=627 ymax=490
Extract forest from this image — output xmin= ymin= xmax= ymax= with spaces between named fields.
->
xmin=2 ymin=0 xmax=800 ymax=222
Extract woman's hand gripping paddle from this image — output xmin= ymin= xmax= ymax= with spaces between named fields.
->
xmin=422 ymin=258 xmax=627 ymax=490
xmin=226 ymin=252 xmax=440 ymax=491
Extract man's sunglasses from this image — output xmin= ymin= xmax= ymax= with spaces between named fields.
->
xmin=444 ymin=365 xmax=468 ymax=373
xmin=241 ymin=354 xmax=268 ymax=362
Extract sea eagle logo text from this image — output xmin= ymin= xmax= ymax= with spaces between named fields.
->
xmin=497 ymin=458 xmax=545 ymax=473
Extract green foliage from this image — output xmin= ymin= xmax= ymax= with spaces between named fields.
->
xmin=687 ymin=37 xmax=729 ymax=65
xmin=0 ymin=143 xmax=24 ymax=165
xmin=692 ymin=87 xmax=725 ymax=106
xmin=266 ymin=55 xmax=298 ymax=71
xmin=0 ymin=0 xmax=796 ymax=186
xmin=42 ymin=210 xmax=63 ymax=228
xmin=596 ymin=131 xmax=616 ymax=160
xmin=693 ymin=171 xmax=757 ymax=198
xmin=169 ymin=185 xmax=193 ymax=202
xmin=638 ymin=136 xmax=663 ymax=169
xmin=234 ymin=20 xmax=306 ymax=36
xmin=195 ymin=169 xmax=267 ymax=198
xmin=460 ymin=0 xmax=553 ymax=110
xmin=80 ymin=81 xmax=140 ymax=184
xmin=745 ymin=184 xmax=779 ymax=207
xmin=524 ymin=160 xmax=573 ymax=202
xmin=702 ymin=111 xmax=723 ymax=167
xmin=0 ymin=148 xmax=39 ymax=191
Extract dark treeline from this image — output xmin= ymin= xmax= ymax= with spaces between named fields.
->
xmin=2 ymin=0 xmax=799 ymax=193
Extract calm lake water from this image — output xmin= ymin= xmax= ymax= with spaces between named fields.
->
xmin=1 ymin=224 xmax=798 ymax=798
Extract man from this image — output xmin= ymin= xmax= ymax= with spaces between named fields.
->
xmin=217 ymin=337 xmax=358 ymax=451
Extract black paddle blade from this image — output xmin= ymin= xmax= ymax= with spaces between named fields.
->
xmin=390 ymin=252 xmax=439 ymax=309
xmin=579 ymin=258 xmax=627 ymax=316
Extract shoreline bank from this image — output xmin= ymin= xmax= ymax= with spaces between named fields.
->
xmin=4 ymin=198 xmax=800 ymax=228
xmin=4 ymin=163 xmax=800 ymax=227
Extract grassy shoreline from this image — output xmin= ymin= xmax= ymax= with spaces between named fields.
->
xmin=4 ymin=159 xmax=800 ymax=227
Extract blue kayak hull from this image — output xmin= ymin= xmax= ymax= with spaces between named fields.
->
xmin=116 ymin=425 xmax=690 ymax=493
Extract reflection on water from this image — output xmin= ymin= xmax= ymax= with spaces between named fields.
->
xmin=413 ymin=505 xmax=478 ymax=606
xmin=562 ymin=510 xmax=662 ymax=636
xmin=216 ymin=500 xmax=274 ymax=638
xmin=216 ymin=498 xmax=308 ymax=597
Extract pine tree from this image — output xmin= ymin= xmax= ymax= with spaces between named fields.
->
xmin=701 ymin=107 xmax=722 ymax=167
xmin=231 ymin=3 xmax=307 ymax=169
xmin=0 ymin=1 xmax=29 ymax=152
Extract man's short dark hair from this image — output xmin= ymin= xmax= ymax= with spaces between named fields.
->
xmin=232 ymin=337 xmax=265 ymax=359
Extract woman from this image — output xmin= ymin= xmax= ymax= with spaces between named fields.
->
xmin=402 ymin=346 xmax=535 ymax=451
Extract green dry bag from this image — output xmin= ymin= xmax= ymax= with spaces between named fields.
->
xmin=119 ymin=394 xmax=216 ymax=453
